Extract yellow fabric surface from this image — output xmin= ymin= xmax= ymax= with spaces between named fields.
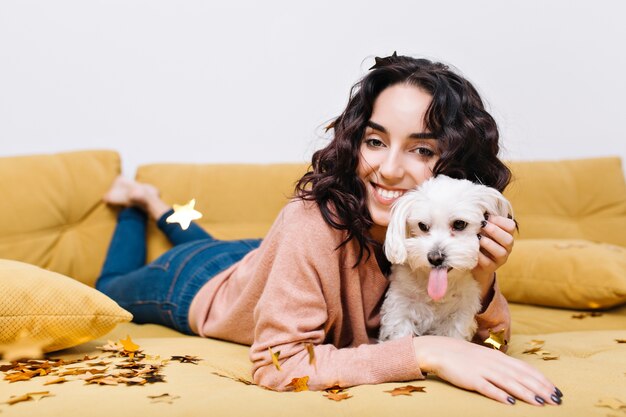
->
xmin=0 ymin=259 xmax=132 ymax=353
xmin=1 ymin=330 xmax=625 ymax=416
xmin=504 ymin=157 xmax=626 ymax=246
xmin=0 ymin=150 xmax=120 ymax=287
xmin=510 ymin=302 xmax=626 ymax=335
xmin=499 ymin=239 xmax=626 ymax=309
xmin=135 ymin=163 xmax=308 ymax=262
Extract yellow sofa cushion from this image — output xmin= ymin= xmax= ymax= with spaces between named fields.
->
xmin=136 ymin=163 xmax=308 ymax=262
xmin=0 ymin=150 xmax=120 ymax=287
xmin=504 ymin=157 xmax=626 ymax=246
xmin=498 ymin=239 xmax=626 ymax=309
xmin=0 ymin=259 xmax=132 ymax=355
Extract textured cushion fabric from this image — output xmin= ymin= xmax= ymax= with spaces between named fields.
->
xmin=504 ymin=157 xmax=626 ymax=246
xmin=1 ymin=330 xmax=624 ymax=417
xmin=0 ymin=259 xmax=132 ymax=353
xmin=0 ymin=150 xmax=121 ymax=287
xmin=498 ymin=239 xmax=626 ymax=309
xmin=135 ymin=163 xmax=308 ymax=262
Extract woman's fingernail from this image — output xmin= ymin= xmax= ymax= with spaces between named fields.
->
xmin=483 ymin=213 xmax=490 ymax=220
xmin=477 ymin=234 xmax=482 ymax=240
xmin=507 ymin=396 xmax=516 ymax=405
xmin=551 ymin=394 xmax=562 ymax=404
xmin=507 ymin=213 xmax=513 ymax=219
xmin=554 ymin=387 xmax=563 ymax=397
xmin=535 ymin=395 xmax=545 ymax=405
xmin=481 ymin=220 xmax=487 ymax=228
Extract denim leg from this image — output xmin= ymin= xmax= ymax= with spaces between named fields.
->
xmin=96 ymin=206 xmax=263 ymax=334
xmin=97 ymin=238 xmax=263 ymax=334
xmin=98 ymin=208 xmax=147 ymax=285
xmin=156 ymin=208 xmax=214 ymax=246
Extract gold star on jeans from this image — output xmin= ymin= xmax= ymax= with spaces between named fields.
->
xmin=166 ymin=199 xmax=203 ymax=230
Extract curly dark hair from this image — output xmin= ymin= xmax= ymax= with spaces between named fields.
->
xmin=295 ymin=54 xmax=512 ymax=266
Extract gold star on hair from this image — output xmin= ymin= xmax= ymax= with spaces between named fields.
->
xmin=166 ymin=199 xmax=202 ymax=230
xmin=484 ymin=329 xmax=507 ymax=350
xmin=369 ymin=51 xmax=398 ymax=70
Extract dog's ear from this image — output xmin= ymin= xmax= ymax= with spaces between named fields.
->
xmin=384 ymin=192 xmax=415 ymax=264
xmin=481 ymin=187 xmax=514 ymax=219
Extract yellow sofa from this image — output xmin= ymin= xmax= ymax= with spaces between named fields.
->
xmin=1 ymin=150 xmax=625 ymax=417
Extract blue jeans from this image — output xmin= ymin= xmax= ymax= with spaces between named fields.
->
xmin=96 ymin=208 xmax=261 ymax=335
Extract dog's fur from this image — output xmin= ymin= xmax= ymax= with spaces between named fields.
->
xmin=379 ymin=175 xmax=513 ymax=342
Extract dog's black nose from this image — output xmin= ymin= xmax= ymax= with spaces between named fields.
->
xmin=427 ymin=251 xmax=445 ymax=267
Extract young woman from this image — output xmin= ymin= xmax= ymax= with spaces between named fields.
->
xmin=97 ymin=53 xmax=562 ymax=406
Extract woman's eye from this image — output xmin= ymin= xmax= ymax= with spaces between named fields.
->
xmin=418 ymin=222 xmax=430 ymax=232
xmin=452 ymin=220 xmax=467 ymax=231
xmin=412 ymin=147 xmax=435 ymax=157
xmin=365 ymin=138 xmax=385 ymax=148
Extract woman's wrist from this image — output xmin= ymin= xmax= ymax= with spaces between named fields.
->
xmin=412 ymin=335 xmax=440 ymax=374
xmin=475 ymin=270 xmax=494 ymax=302
xmin=478 ymin=273 xmax=496 ymax=314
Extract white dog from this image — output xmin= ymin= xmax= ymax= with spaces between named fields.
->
xmin=379 ymin=175 xmax=513 ymax=342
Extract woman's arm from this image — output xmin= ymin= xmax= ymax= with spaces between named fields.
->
xmin=460 ymin=215 xmax=561 ymax=406
xmin=248 ymin=208 xmax=424 ymax=390
xmin=472 ymin=214 xmax=516 ymax=347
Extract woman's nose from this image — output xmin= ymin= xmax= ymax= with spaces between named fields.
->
xmin=379 ymin=150 xmax=405 ymax=180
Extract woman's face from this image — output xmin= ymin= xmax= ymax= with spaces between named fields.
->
xmin=357 ymin=83 xmax=440 ymax=242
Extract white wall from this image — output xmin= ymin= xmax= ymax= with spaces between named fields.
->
xmin=1 ymin=0 xmax=625 ymax=177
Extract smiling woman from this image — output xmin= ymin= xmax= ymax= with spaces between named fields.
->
xmin=95 ymin=53 xmax=561 ymax=407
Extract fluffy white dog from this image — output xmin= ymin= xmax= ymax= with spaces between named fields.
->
xmin=379 ymin=175 xmax=513 ymax=342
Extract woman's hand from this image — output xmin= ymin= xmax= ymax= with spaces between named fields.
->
xmin=472 ymin=215 xmax=516 ymax=302
xmin=413 ymin=336 xmax=562 ymax=406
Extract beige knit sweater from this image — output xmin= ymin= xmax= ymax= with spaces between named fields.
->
xmin=188 ymin=199 xmax=510 ymax=391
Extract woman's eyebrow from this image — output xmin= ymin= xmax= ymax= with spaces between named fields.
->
xmin=366 ymin=120 xmax=438 ymax=140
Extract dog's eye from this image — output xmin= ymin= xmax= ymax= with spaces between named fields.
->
xmin=418 ymin=222 xmax=429 ymax=232
xmin=452 ymin=220 xmax=467 ymax=231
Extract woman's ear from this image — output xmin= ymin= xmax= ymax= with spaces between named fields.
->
xmin=383 ymin=193 xmax=415 ymax=264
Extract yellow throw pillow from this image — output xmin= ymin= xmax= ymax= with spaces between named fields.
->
xmin=498 ymin=239 xmax=626 ymax=309
xmin=0 ymin=259 xmax=132 ymax=354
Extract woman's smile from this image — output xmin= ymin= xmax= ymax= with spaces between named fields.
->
xmin=369 ymin=182 xmax=408 ymax=205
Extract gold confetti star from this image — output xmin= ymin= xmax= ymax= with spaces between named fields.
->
xmin=384 ymin=385 xmax=426 ymax=396
xmin=484 ymin=329 xmax=507 ymax=350
xmin=0 ymin=329 xmax=50 ymax=361
xmin=166 ymin=199 xmax=203 ymax=230
xmin=285 ymin=376 xmax=309 ymax=392
xmin=324 ymin=392 xmax=352 ymax=401
xmin=268 ymin=347 xmax=281 ymax=371
xmin=305 ymin=343 xmax=316 ymax=368
xmin=148 ymin=393 xmax=181 ymax=404
xmin=595 ymin=397 xmax=626 ymax=410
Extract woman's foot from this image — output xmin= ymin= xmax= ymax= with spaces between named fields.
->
xmin=103 ymin=176 xmax=170 ymax=220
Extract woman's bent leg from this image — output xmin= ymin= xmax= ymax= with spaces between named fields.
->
xmin=97 ymin=239 xmax=262 ymax=335
xmin=97 ymin=208 xmax=148 ymax=286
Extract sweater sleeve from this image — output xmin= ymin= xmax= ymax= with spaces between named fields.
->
xmin=249 ymin=203 xmax=424 ymax=391
xmin=472 ymin=278 xmax=511 ymax=352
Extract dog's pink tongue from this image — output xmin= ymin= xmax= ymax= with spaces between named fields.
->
xmin=427 ymin=268 xmax=448 ymax=301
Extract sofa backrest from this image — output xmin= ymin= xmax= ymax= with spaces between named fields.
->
xmin=0 ymin=150 xmax=120 ymax=287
